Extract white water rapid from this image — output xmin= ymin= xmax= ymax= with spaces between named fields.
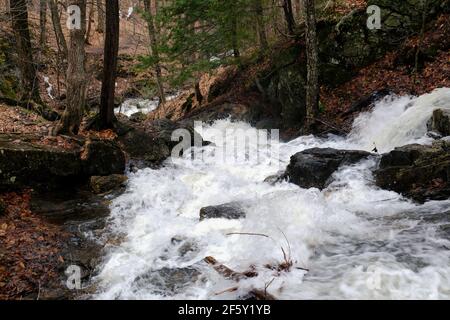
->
xmin=94 ymin=88 xmax=450 ymax=300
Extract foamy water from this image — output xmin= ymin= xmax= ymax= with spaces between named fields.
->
xmin=94 ymin=88 xmax=450 ymax=300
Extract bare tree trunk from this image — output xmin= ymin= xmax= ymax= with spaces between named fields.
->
xmin=99 ymin=0 xmax=119 ymax=129
xmin=85 ymin=0 xmax=94 ymax=44
xmin=253 ymin=0 xmax=268 ymax=54
xmin=39 ymin=0 xmax=47 ymax=47
xmin=95 ymin=0 xmax=104 ymax=33
xmin=303 ymin=0 xmax=319 ymax=128
xmin=9 ymin=0 xmax=41 ymax=103
xmin=49 ymin=0 xmax=68 ymax=60
xmin=282 ymin=0 xmax=296 ymax=35
xmin=143 ymin=0 xmax=166 ymax=104
xmin=54 ymin=0 xmax=87 ymax=135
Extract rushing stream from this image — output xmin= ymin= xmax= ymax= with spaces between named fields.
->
xmin=94 ymin=88 xmax=450 ymax=300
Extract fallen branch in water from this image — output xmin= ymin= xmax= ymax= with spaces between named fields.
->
xmin=204 ymin=256 xmax=258 ymax=281
xmin=205 ymin=256 xmax=277 ymax=299
xmin=226 ymin=232 xmax=271 ymax=239
xmin=214 ymin=286 xmax=239 ymax=296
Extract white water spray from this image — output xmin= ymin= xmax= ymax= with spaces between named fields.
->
xmin=94 ymin=88 xmax=450 ymax=300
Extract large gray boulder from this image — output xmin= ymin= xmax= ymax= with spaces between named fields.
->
xmin=281 ymin=148 xmax=372 ymax=189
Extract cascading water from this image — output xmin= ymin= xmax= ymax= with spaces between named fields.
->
xmin=93 ymin=88 xmax=450 ymax=300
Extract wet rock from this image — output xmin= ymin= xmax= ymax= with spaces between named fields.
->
xmin=90 ymin=174 xmax=128 ymax=194
xmin=200 ymin=202 xmax=246 ymax=220
xmin=30 ymin=190 xmax=110 ymax=225
xmin=264 ymin=171 xmax=284 ymax=185
xmin=282 ymin=148 xmax=372 ymax=189
xmin=375 ymin=140 xmax=450 ymax=202
xmin=118 ymin=117 xmax=205 ymax=165
xmin=134 ymin=267 xmax=201 ymax=295
xmin=427 ymin=109 xmax=450 ymax=137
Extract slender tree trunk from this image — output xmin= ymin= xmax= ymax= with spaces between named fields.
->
xmin=54 ymin=0 xmax=87 ymax=135
xmin=143 ymin=0 xmax=166 ymax=104
xmin=303 ymin=0 xmax=319 ymax=128
xmin=95 ymin=0 xmax=104 ymax=33
xmin=282 ymin=0 xmax=296 ymax=35
xmin=99 ymin=0 xmax=119 ymax=128
xmin=39 ymin=0 xmax=47 ymax=47
xmin=9 ymin=0 xmax=41 ymax=103
xmin=49 ymin=0 xmax=68 ymax=60
xmin=85 ymin=0 xmax=94 ymax=44
xmin=253 ymin=0 xmax=268 ymax=54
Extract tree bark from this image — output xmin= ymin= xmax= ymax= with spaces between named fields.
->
xmin=9 ymin=0 xmax=41 ymax=103
xmin=85 ymin=0 xmax=94 ymax=44
xmin=39 ymin=0 xmax=47 ymax=47
xmin=49 ymin=0 xmax=68 ymax=60
xmin=253 ymin=0 xmax=268 ymax=54
xmin=99 ymin=0 xmax=120 ymax=129
xmin=54 ymin=0 xmax=87 ymax=135
xmin=95 ymin=0 xmax=104 ymax=33
xmin=143 ymin=0 xmax=166 ymax=105
xmin=282 ymin=0 xmax=296 ymax=35
xmin=303 ymin=0 xmax=319 ymax=128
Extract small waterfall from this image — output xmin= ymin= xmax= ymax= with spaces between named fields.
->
xmin=347 ymin=88 xmax=450 ymax=153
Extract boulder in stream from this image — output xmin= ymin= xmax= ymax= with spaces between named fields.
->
xmin=375 ymin=140 xmax=450 ymax=202
xmin=427 ymin=109 xmax=450 ymax=137
xmin=200 ymin=202 xmax=246 ymax=220
xmin=118 ymin=117 xmax=205 ymax=166
xmin=281 ymin=148 xmax=372 ymax=189
xmin=133 ymin=267 xmax=202 ymax=295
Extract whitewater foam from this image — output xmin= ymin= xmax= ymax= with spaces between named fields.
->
xmin=94 ymin=88 xmax=450 ymax=300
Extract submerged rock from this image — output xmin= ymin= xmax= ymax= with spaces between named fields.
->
xmin=90 ymin=174 xmax=128 ymax=194
xmin=427 ymin=109 xmax=450 ymax=137
xmin=282 ymin=148 xmax=372 ymax=189
xmin=375 ymin=140 xmax=450 ymax=202
xmin=200 ymin=202 xmax=246 ymax=220
xmin=133 ymin=267 xmax=202 ymax=295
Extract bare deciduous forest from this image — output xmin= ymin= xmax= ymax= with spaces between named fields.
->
xmin=0 ymin=0 xmax=449 ymax=301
